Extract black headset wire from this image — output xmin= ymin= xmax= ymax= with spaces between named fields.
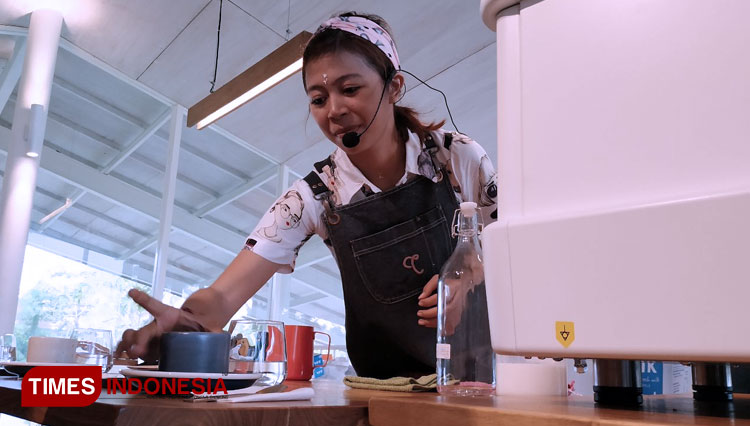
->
xmin=209 ymin=0 xmax=223 ymax=93
xmin=398 ymin=68 xmax=461 ymax=135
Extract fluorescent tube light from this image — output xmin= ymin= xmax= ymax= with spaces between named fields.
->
xmin=188 ymin=31 xmax=312 ymax=129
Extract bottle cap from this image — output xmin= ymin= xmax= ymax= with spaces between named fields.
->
xmin=459 ymin=201 xmax=477 ymax=217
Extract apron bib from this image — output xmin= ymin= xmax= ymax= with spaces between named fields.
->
xmin=304 ymin=134 xmax=458 ymax=378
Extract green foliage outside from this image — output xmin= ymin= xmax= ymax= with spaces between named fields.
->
xmin=14 ymin=258 xmax=154 ymax=361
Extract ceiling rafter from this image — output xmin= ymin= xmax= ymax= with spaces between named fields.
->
xmin=119 ymin=235 xmax=157 ymax=260
xmin=194 ymin=164 xmax=277 ymax=217
xmin=9 ymin=95 xmax=276 ymax=219
xmin=33 ymin=184 xmax=229 ymax=272
xmin=0 ymin=133 xmax=241 ymax=254
xmin=102 ymin=108 xmax=172 ymax=173
xmin=0 ymin=130 xmax=342 ymax=298
xmin=291 ymin=266 xmax=342 ymax=299
xmin=32 ymin=185 xmax=151 ymax=237
xmin=37 ymin=188 xmax=86 ymax=231
xmin=0 ymin=36 xmax=24 ymax=112
xmin=289 ymin=292 xmax=327 ymax=307
xmin=29 ymin=225 xmax=210 ymax=289
xmin=0 ymin=24 xmax=343 ymax=304
xmin=7 ymin=98 xmax=226 ymax=200
xmin=52 ymin=77 xmax=148 ymax=128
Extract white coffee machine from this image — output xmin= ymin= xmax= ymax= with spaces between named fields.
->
xmin=480 ymin=0 xmax=750 ymax=403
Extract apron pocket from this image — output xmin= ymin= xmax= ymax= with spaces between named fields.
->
xmin=351 ymin=207 xmax=452 ymax=304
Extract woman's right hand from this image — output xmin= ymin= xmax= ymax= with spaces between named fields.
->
xmin=114 ymin=289 xmax=191 ymax=363
xmin=114 ymin=250 xmax=282 ymax=363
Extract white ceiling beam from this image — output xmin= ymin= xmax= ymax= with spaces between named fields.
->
xmin=31 ymin=225 xmax=121 ymax=259
xmin=0 ymin=134 xmax=242 ymax=256
xmin=295 ymin=250 xmax=333 ymax=270
xmin=164 ymin=133 xmax=250 ymax=180
xmin=208 ymin=124 xmax=280 ymax=165
xmin=32 ymin=185 xmax=150 ymax=238
xmin=167 ymin=243 xmax=227 ymax=270
xmin=50 ymin=215 xmax=132 ymax=252
xmin=33 ymin=214 xmax=217 ymax=287
xmin=291 ymin=266 xmax=342 ymax=300
xmin=0 ymin=23 xmax=282 ymax=170
xmin=119 ymin=236 xmax=158 ymax=260
xmin=37 ymin=188 xmax=86 ymax=231
xmin=308 ymin=302 xmax=346 ymax=322
xmin=7 ymin=96 xmax=222 ymax=199
xmin=102 ymin=108 xmax=172 ymax=173
xmin=194 ymin=165 xmax=278 ymax=217
xmin=0 ymin=37 xmax=25 ymax=112
xmin=53 ymin=77 xmax=147 ymax=128
xmin=151 ymin=105 xmax=184 ymax=301
xmin=295 ymin=237 xmax=333 ymax=270
xmin=125 ymin=256 xmax=211 ymax=286
xmin=1 ymin=119 xmax=340 ymax=300
xmin=0 ymin=25 xmax=174 ymax=106
xmin=289 ymin=292 xmax=327 ymax=307
xmin=33 ymin=174 xmax=226 ymax=272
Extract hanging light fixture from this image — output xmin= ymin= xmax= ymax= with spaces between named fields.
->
xmin=187 ymin=31 xmax=312 ymax=129
xmin=25 ymin=103 xmax=45 ymax=158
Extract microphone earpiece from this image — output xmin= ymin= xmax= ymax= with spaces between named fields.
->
xmin=340 ymin=70 xmax=398 ymax=149
xmin=342 ymin=132 xmax=360 ymax=148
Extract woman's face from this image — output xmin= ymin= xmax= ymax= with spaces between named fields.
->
xmin=304 ymin=50 xmax=398 ymax=152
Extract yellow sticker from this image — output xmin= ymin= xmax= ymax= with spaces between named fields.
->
xmin=555 ymin=321 xmax=575 ymax=348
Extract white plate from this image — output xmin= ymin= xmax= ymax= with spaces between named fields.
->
xmin=1 ymin=361 xmax=81 ymax=377
xmin=1 ymin=361 xmax=80 ymax=367
xmin=120 ymin=368 xmax=261 ymax=381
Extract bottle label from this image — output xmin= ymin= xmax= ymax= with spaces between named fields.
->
xmin=436 ymin=343 xmax=451 ymax=360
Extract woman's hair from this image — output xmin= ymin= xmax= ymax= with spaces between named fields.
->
xmin=302 ymin=12 xmax=444 ymax=142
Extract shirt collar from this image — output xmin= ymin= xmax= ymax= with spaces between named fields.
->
xmin=331 ymin=129 xmax=426 ymax=193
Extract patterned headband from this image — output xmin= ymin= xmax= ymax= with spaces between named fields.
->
xmin=316 ymin=16 xmax=401 ymax=70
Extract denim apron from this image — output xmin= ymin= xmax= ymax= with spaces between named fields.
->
xmin=304 ymin=134 xmax=458 ymax=379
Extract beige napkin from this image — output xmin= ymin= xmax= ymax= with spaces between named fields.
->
xmin=343 ymin=373 xmax=438 ymax=392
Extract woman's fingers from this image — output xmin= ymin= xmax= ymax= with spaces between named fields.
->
xmin=418 ymin=275 xmax=439 ymax=328
xmin=128 ymin=289 xmax=169 ymax=318
xmin=114 ymin=329 xmax=137 ymax=358
xmin=417 ymin=306 xmax=437 ymax=328
xmin=418 ymin=294 xmax=437 ymax=307
xmin=418 ymin=274 xmax=439 ymax=300
xmin=129 ymin=326 xmax=157 ymax=359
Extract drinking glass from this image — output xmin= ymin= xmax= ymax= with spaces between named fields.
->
xmin=1 ymin=334 xmax=16 ymax=362
xmin=228 ymin=320 xmax=286 ymax=386
xmin=71 ymin=328 xmax=113 ymax=372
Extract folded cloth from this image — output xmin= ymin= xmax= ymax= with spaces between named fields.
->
xmin=218 ymin=387 xmax=315 ymax=403
xmin=343 ymin=373 xmax=438 ymax=392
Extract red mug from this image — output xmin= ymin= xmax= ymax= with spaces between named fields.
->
xmin=285 ymin=325 xmax=331 ymax=381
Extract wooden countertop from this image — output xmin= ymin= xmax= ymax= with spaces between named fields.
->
xmin=368 ymin=392 xmax=750 ymax=426
xmin=3 ymin=378 xmax=750 ymax=426
xmin=0 ymin=379 xmax=371 ymax=426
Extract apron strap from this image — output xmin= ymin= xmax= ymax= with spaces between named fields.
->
xmin=422 ymin=132 xmax=448 ymax=182
xmin=303 ymin=171 xmax=329 ymax=198
xmin=303 ymin=131 xmax=453 ymax=221
xmin=303 ymin=168 xmax=340 ymax=225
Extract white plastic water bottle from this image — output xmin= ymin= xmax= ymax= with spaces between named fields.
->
xmin=436 ymin=202 xmax=496 ymax=396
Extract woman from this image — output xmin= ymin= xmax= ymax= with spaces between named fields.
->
xmin=116 ymin=12 xmax=497 ymax=379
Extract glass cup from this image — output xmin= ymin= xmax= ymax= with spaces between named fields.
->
xmin=1 ymin=334 xmax=16 ymax=362
xmin=71 ymin=328 xmax=113 ymax=373
xmin=228 ymin=320 xmax=286 ymax=386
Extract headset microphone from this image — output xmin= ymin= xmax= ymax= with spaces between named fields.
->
xmin=342 ymin=72 xmax=394 ymax=148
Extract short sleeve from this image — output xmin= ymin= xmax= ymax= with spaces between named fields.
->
xmin=244 ymin=179 xmax=326 ymax=273
xmin=442 ymin=132 xmax=498 ymax=225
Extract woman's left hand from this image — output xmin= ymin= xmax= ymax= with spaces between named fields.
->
xmin=417 ymin=274 xmax=439 ymax=327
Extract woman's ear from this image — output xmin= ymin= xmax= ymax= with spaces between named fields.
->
xmin=389 ymin=72 xmax=405 ymax=104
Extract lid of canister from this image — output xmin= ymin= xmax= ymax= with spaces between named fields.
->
xmin=459 ymin=201 xmax=477 ymax=217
